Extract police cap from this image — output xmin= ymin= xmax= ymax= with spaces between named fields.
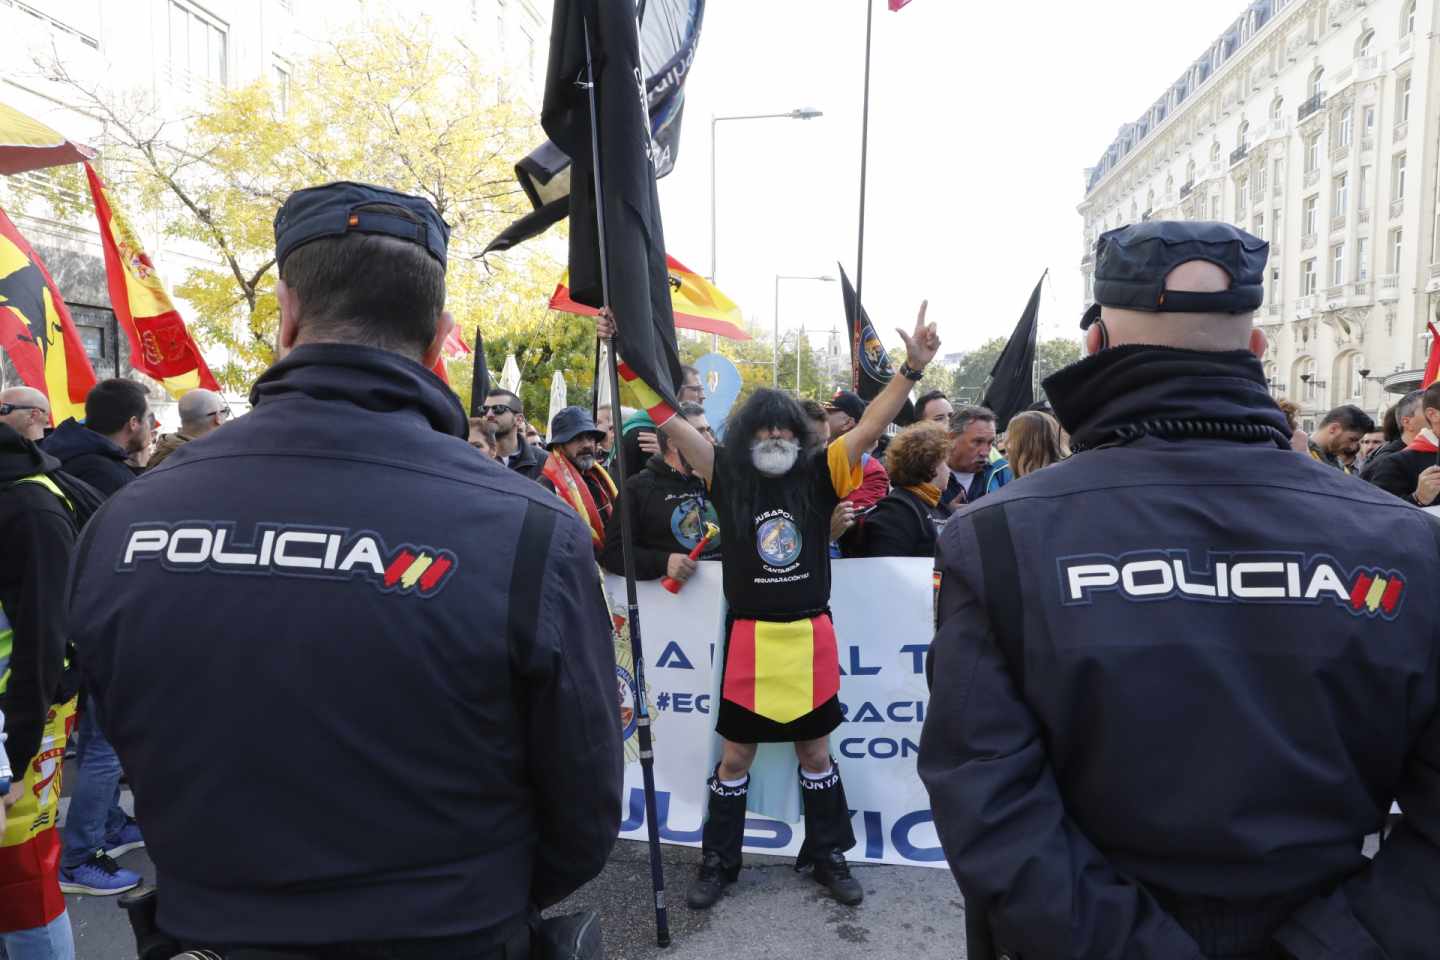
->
xmin=1080 ymin=220 xmax=1268 ymax=329
xmin=274 ymin=181 xmax=451 ymax=272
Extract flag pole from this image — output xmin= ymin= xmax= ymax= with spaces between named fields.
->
xmin=851 ymin=0 xmax=875 ymax=391
xmin=581 ymin=16 xmax=671 ymax=949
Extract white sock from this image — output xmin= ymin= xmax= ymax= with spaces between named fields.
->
xmin=720 ymin=775 xmax=749 ymax=788
xmin=800 ymin=764 xmax=834 ymax=781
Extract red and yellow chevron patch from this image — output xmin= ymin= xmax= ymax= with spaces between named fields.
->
xmin=382 ymin=549 xmax=455 ymax=595
xmin=1348 ymin=571 xmax=1404 ymax=616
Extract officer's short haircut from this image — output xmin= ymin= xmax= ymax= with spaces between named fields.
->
xmin=1398 ymin=389 xmax=1425 ymax=421
xmin=85 ymin=379 xmax=149 ymax=435
xmin=1319 ymin=404 xmax=1375 ymax=434
xmin=915 ymin=390 xmax=948 ymax=420
xmin=280 ymin=202 xmax=445 ymax=359
xmin=1423 ymin=383 xmax=1440 ymax=414
xmin=948 ymin=405 xmax=998 ymax=436
xmin=484 ymin=389 xmax=522 ymax=414
xmin=657 ymin=402 xmax=707 ymax=454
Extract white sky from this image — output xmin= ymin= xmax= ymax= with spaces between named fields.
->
xmin=657 ymin=0 xmax=1251 ymax=358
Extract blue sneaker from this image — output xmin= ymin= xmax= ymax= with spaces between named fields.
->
xmin=105 ymin=818 xmax=145 ymax=858
xmin=58 ymin=852 xmax=141 ymax=896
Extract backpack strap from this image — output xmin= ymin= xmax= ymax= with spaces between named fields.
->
xmin=971 ymin=503 xmax=1026 ymax=694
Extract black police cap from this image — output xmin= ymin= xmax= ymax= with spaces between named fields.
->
xmin=273 ymin=181 xmax=451 ymax=272
xmin=1080 ymin=220 xmax=1268 ymax=330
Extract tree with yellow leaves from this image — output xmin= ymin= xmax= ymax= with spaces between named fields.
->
xmin=45 ymin=19 xmax=578 ymax=394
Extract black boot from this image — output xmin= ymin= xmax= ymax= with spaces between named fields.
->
xmin=687 ymin=770 xmax=747 ymax=910
xmin=796 ymin=762 xmax=864 ymax=906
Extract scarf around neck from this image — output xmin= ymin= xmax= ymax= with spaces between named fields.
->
xmin=543 ymin=450 xmax=617 ymax=547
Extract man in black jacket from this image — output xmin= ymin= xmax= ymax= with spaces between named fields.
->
xmin=67 ymin=182 xmax=621 ymax=956
xmin=600 ymin=402 xmax=718 ymax=582
xmin=0 ymin=422 xmax=86 ymax=949
xmin=922 ymin=220 xmax=1440 ymax=960
xmin=1363 ymin=390 xmax=1423 ymax=477
xmin=1365 ymin=381 xmax=1440 ymax=507
xmin=482 ymin=388 xmax=544 ymax=480
xmin=41 ymin=379 xmax=152 ymax=497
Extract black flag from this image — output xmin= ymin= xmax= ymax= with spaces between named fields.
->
xmin=839 ymin=263 xmax=913 ymax=423
xmin=484 ymin=0 xmax=705 ymax=255
xmin=981 ymin=271 xmax=1045 ymax=431
xmin=544 ymin=0 xmax=682 ymax=416
xmin=468 ymin=327 xmax=491 ymax=417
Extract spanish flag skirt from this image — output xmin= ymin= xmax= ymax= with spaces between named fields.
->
xmin=718 ymin=612 xmax=842 ymax=743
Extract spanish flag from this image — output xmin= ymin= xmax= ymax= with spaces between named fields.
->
xmin=550 ymin=254 xmax=750 ymax=342
xmin=0 ymin=207 xmax=96 ymax=424
xmin=722 ymin=615 xmax=841 ymax=724
xmin=84 ymin=162 xmax=219 ymax=398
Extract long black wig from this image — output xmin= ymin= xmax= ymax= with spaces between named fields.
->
xmin=715 ymin=388 xmax=823 ymax=544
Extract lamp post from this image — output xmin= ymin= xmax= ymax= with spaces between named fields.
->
xmin=773 ymin=274 xmax=836 ymax=390
xmin=710 ymin=108 xmax=823 ymax=349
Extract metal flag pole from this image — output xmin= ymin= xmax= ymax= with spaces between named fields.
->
xmin=851 ymin=0 xmax=875 ymax=391
xmin=580 ymin=15 xmax=671 ymax=949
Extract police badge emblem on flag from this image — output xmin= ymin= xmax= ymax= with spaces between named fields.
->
xmin=610 ymin=600 xmax=654 ymax=763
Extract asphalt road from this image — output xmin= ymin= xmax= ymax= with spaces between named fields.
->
xmin=64 ymin=795 xmax=969 ymax=959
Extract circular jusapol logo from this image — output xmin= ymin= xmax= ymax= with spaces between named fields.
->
xmin=756 ymin=516 xmax=802 ymax=567
xmin=617 ymin=664 xmax=639 ymax=741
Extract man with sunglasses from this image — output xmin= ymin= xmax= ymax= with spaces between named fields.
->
xmin=147 ymin=389 xmax=231 ymax=470
xmin=0 ymin=387 xmax=49 ymax=442
xmin=482 ymin=389 xmax=543 ymax=480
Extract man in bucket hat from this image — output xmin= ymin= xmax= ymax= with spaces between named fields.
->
xmin=540 ymin=405 xmax=619 ymax=557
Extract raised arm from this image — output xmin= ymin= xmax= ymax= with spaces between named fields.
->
xmin=595 ymin=308 xmax=715 ymax=483
xmin=841 ymin=301 xmax=940 ymax=469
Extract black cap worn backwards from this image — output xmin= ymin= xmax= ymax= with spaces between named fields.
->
xmin=273 ymin=181 xmax=451 ymax=272
xmin=1080 ymin=220 xmax=1268 ymax=330
xmin=824 ymin=390 xmax=867 ymax=422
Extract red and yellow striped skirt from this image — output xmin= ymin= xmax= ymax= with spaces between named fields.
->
xmin=718 ymin=613 xmax=842 ymax=743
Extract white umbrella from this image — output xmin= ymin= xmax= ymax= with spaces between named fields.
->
xmin=499 ymin=354 xmax=521 ymax=395
xmin=547 ymin=371 xmax=568 ymax=437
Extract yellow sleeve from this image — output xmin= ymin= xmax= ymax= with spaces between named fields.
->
xmin=827 ymin=434 xmax=864 ymax=499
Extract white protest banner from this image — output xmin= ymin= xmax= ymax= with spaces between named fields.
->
xmin=606 ymin=557 xmax=944 ymax=868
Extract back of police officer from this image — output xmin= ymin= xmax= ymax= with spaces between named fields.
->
xmin=920 ymin=222 xmax=1440 ymax=960
xmin=66 ymin=183 xmax=622 ymax=957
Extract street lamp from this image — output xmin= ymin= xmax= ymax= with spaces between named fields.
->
xmin=709 ymin=108 xmax=824 ymax=349
xmin=774 ymin=274 xmax=836 ymax=390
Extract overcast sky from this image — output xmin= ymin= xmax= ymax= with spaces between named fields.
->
xmin=656 ymin=0 xmax=1250 ymax=358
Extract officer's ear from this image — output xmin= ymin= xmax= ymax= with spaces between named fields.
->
xmin=421 ymin=310 xmax=455 ymax=371
xmin=276 ymin=280 xmax=301 ymax=359
xmin=1249 ymin=326 xmax=1268 ymax=360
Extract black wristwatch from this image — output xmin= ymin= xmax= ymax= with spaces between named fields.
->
xmin=899 ymin=361 xmax=925 ymax=382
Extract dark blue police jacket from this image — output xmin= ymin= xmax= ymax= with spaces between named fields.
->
xmin=920 ymin=346 xmax=1440 ymax=960
xmin=66 ymin=344 xmax=622 ymax=946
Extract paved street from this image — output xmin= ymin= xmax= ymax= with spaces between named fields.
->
xmin=64 ymin=794 xmax=968 ymax=959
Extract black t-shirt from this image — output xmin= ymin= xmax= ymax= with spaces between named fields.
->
xmin=709 ymin=441 xmax=860 ymax=620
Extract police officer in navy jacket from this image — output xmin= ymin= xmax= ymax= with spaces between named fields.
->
xmin=920 ymin=221 xmax=1440 ymax=960
xmin=66 ymin=182 xmax=621 ymax=956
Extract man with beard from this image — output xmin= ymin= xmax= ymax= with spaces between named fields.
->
xmin=595 ymin=304 xmax=940 ymax=910
xmin=482 ymin=388 xmax=543 ymax=480
xmin=921 ymin=221 xmax=1440 ymax=959
xmin=1307 ymin=404 xmax=1374 ymax=473
xmin=600 ymin=403 xmax=719 ymax=583
xmin=539 ymin=406 xmax=617 ymax=558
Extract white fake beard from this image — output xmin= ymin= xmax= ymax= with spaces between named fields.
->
xmin=751 ymin=438 xmax=800 ymax=477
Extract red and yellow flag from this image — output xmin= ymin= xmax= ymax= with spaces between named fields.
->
xmin=84 ymin=162 xmax=218 ymax=398
xmin=0 ymin=207 xmax=97 ymax=424
xmin=1423 ymin=322 xmax=1440 ymax=389
xmin=722 ymin=614 xmax=841 ymax=724
xmin=550 ymin=254 xmax=751 ymax=341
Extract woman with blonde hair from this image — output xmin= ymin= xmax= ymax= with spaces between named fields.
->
xmin=857 ymin=421 xmax=953 ymax=557
xmin=1005 ymin=410 xmax=1065 ymax=479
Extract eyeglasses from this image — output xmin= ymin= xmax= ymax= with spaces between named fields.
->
xmin=0 ymin=403 xmax=44 ymax=416
xmin=207 ymin=407 xmax=232 ymax=421
xmin=482 ymin=404 xmax=517 ymax=416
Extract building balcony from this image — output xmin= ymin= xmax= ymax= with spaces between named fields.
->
xmin=1296 ymin=295 xmax=1315 ymax=318
xmin=1355 ymin=55 xmax=1382 ymax=83
xmin=1425 ymin=264 xmax=1440 ymax=293
xmin=1359 ymin=208 xmax=1371 ymax=224
xmin=1267 ymin=302 xmax=1281 ymax=316
xmin=1390 ymin=198 xmax=1405 ymax=219
xmin=1304 ymin=167 xmax=1320 ymax=188
xmin=1352 ymin=279 xmax=1372 ymax=300
xmin=1229 ymin=143 xmax=1249 ymax=166
xmin=1331 ymin=141 xmax=1352 ymax=162
xmin=1394 ymin=121 xmax=1409 ymax=142
xmin=1361 ymin=136 xmax=1375 ymax=153
xmin=1330 ymin=214 xmax=1347 ymax=233
xmin=1302 ymin=233 xmax=1317 ymax=250
xmin=1383 ymin=368 xmax=1423 ymax=395
xmin=1180 ymin=180 xmax=1195 ymax=198
xmin=1326 ymin=284 xmax=1345 ymax=302
xmin=1378 ymin=274 xmax=1400 ymax=301
xmin=1297 ymin=92 xmax=1325 ymax=123
xmin=1329 ymin=0 xmax=1363 ymax=25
